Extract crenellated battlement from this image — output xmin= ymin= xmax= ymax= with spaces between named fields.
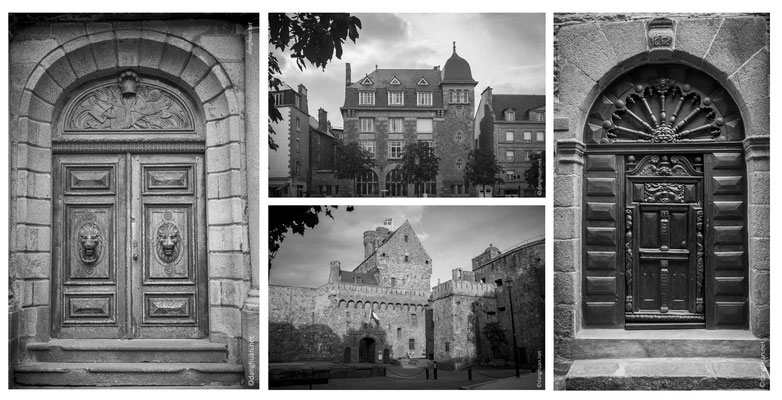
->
xmin=431 ymin=279 xmax=496 ymax=301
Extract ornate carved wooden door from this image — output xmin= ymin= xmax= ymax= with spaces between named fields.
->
xmin=624 ymin=155 xmax=705 ymax=328
xmin=53 ymin=154 xmax=206 ymax=338
xmin=580 ymin=64 xmax=749 ymax=329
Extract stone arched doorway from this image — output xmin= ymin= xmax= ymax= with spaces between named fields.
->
xmin=580 ymin=64 xmax=748 ymax=329
xmin=358 ymin=337 xmax=376 ymax=363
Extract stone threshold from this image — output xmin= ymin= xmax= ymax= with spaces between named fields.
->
xmin=565 ymin=358 xmax=769 ymax=390
xmin=576 ymin=328 xmax=761 ymax=340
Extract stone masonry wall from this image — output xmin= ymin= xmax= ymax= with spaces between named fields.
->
xmin=355 ymin=222 xmax=432 ymax=292
xmin=474 ymin=240 xmax=545 ymax=366
xmin=553 ymin=13 xmax=770 ymax=375
xmin=9 ymin=17 xmax=252 ymax=375
xmin=269 ymin=282 xmax=429 ymax=363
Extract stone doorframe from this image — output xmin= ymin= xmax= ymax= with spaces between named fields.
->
xmin=554 ymin=15 xmax=769 ymax=372
xmin=10 ymin=25 xmax=253 ymax=363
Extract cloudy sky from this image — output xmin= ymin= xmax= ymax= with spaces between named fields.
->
xmin=270 ymin=13 xmax=545 ymax=128
xmin=269 ymin=206 xmax=544 ymax=288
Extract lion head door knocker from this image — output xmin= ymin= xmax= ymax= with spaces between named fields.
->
xmin=77 ymin=219 xmax=102 ymax=275
xmin=156 ymin=215 xmax=182 ymax=274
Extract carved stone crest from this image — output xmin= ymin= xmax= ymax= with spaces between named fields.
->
xmin=648 ymin=18 xmax=674 ymax=49
xmin=156 ymin=222 xmax=181 ymax=266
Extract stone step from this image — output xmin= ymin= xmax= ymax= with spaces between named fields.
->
xmin=15 ymin=362 xmax=244 ymax=387
xmin=572 ymin=329 xmax=765 ymax=359
xmin=564 ymin=358 xmax=769 ymax=390
xmin=27 ymin=339 xmax=229 ymax=363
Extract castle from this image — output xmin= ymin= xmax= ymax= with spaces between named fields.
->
xmin=269 ymin=220 xmax=544 ymax=369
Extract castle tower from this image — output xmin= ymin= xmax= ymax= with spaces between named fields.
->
xmin=328 ymin=261 xmax=341 ymax=283
xmin=439 ymin=42 xmax=478 ymax=196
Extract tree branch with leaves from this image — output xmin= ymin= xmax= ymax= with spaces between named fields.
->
xmin=399 ymin=143 xmax=439 ymax=196
xmin=269 ymin=205 xmax=354 ymax=269
xmin=267 ymin=13 xmax=362 ymax=151
xmin=334 ymin=142 xmax=375 ymax=196
xmin=463 ymin=149 xmax=503 ymax=197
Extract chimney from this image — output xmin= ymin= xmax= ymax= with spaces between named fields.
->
xmin=433 ymin=65 xmax=440 ymax=71
xmin=345 ymin=63 xmax=351 ymax=86
xmin=318 ymin=108 xmax=328 ymax=132
xmin=482 ymin=86 xmax=493 ymax=105
xmin=297 ymin=84 xmax=308 ymax=115
xmin=329 ymin=261 xmax=341 ymax=283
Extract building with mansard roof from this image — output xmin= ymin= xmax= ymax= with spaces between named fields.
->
xmin=339 ymin=43 xmax=477 ymax=197
xmin=475 ymin=87 xmax=545 ymax=197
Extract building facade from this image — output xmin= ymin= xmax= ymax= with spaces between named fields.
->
xmin=8 ymin=14 xmax=260 ymax=388
xmin=554 ymin=14 xmax=769 ymax=389
xmin=340 ymin=44 xmax=477 ymax=197
xmin=270 ymin=220 xmax=545 ymax=373
xmin=476 ymin=88 xmax=545 ymax=197
xmin=269 ymin=83 xmax=310 ymax=197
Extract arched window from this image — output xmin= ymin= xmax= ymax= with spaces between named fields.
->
xmin=385 ymin=168 xmax=407 ymax=197
xmin=356 ymin=170 xmax=378 ymax=196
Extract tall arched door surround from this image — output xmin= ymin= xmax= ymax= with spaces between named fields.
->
xmin=581 ymin=64 xmax=748 ymax=330
xmin=51 ymin=72 xmax=208 ymax=338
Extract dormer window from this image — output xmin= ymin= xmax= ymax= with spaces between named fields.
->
xmin=417 ymin=92 xmax=433 ymax=106
xmin=505 ymin=110 xmax=515 ymax=121
xmin=388 ymin=91 xmax=404 ymax=105
xmin=359 ymin=91 xmax=375 ymax=105
xmin=360 ymin=76 xmax=373 ymax=85
xmin=389 ymin=76 xmax=401 ymax=85
xmin=417 ymin=77 xmax=429 ymax=85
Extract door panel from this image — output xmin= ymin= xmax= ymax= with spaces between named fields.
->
xmin=624 ymin=154 xmax=704 ymax=328
xmin=53 ymin=155 xmax=127 ymax=338
xmin=132 ymin=154 xmax=206 ymax=338
xmin=53 ymin=153 xmax=206 ymax=338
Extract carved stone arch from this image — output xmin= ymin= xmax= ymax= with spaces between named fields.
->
xmin=339 ymin=299 xmax=347 ymax=308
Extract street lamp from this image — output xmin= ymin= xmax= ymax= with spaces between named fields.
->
xmin=506 ymin=279 xmax=520 ymax=377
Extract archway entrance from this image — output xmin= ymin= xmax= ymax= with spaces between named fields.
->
xmin=581 ymin=64 xmax=748 ymax=330
xmin=358 ymin=338 xmax=376 ymax=363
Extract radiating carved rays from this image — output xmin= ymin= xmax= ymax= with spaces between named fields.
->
xmin=604 ymin=79 xmax=724 ymax=143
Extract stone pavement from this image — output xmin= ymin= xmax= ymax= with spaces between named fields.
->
xmin=270 ymin=361 xmax=543 ymax=390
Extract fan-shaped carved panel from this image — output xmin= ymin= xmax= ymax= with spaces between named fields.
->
xmin=585 ymin=64 xmax=744 ymax=144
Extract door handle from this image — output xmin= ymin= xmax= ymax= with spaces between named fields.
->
xmin=133 ymin=254 xmax=138 ymax=260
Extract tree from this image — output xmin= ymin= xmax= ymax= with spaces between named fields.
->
xmin=399 ymin=143 xmax=439 ymax=197
xmin=334 ymin=142 xmax=375 ymax=196
xmin=269 ymin=206 xmax=354 ymax=269
xmin=524 ymin=151 xmax=545 ymax=197
xmin=268 ymin=13 xmax=363 ymax=150
xmin=482 ymin=322 xmax=508 ymax=360
xmin=463 ymin=149 xmax=503 ymax=197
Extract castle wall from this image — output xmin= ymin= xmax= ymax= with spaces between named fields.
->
xmin=430 ymin=278 xmax=497 ymax=368
xmin=474 ymin=240 xmax=545 ymax=365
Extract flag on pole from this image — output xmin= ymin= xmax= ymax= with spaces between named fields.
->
xmin=383 ymin=218 xmax=393 ymax=230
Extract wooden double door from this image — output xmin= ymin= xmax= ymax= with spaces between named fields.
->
xmin=52 ymin=153 xmax=207 ymax=338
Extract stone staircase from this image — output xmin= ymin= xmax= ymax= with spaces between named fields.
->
xmin=562 ymin=329 xmax=770 ymax=390
xmin=14 ymin=339 xmax=244 ymax=387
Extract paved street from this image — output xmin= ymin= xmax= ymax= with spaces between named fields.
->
xmin=271 ymin=368 xmax=543 ymax=390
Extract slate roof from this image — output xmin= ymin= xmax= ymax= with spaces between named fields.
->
xmin=491 ymin=94 xmax=545 ymax=121
xmin=340 ymin=270 xmax=378 ymax=285
xmin=442 ymin=51 xmax=475 ymax=83
xmin=349 ymin=68 xmax=442 ymax=90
